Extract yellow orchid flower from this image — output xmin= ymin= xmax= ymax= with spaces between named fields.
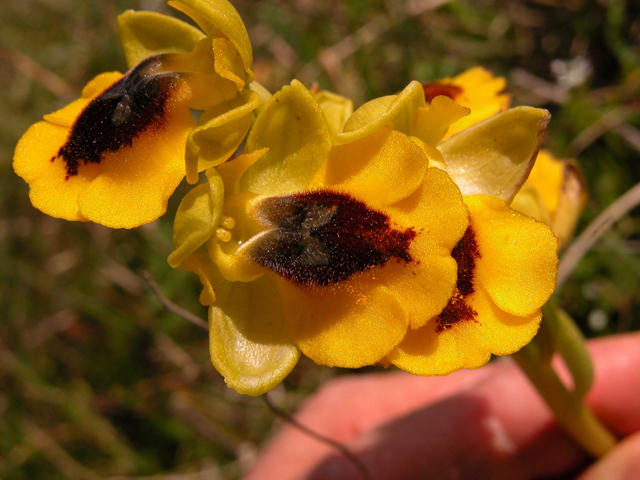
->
xmin=387 ymin=195 xmax=558 ymax=375
xmin=309 ymin=83 xmax=354 ymax=137
xmin=14 ymin=0 xmax=260 ymax=228
xmin=417 ymin=68 xmax=589 ymax=240
xmin=511 ymin=149 xmax=588 ymax=248
xmin=169 ymin=80 xmax=469 ymax=395
xmin=332 ymin=79 xmax=558 ymax=376
xmin=422 ymin=66 xmax=511 ymax=139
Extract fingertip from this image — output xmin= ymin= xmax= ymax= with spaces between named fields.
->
xmin=578 ymin=432 xmax=640 ymax=480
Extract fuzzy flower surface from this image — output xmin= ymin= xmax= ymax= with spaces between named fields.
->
xmin=336 ymin=74 xmax=558 ymax=374
xmin=511 ymin=149 xmax=588 ymax=248
xmin=14 ymin=0 xmax=259 ymax=228
xmin=421 ymin=66 xmax=511 ymax=140
xmin=169 ymin=80 xmax=469 ymax=395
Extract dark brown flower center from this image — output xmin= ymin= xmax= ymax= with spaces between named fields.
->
xmin=422 ymin=82 xmax=463 ymax=103
xmin=53 ymin=56 xmax=181 ymax=179
xmin=249 ymin=190 xmax=417 ymax=287
xmin=436 ymin=224 xmax=480 ymax=333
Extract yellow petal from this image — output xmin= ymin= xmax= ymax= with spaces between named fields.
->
xmin=77 ymin=96 xmax=194 ymax=228
xmin=439 ymin=106 xmax=550 ymax=202
xmin=377 ymin=252 xmax=458 ymax=329
xmin=207 ymin=237 xmax=268 ymax=283
xmin=388 ymin=288 xmax=540 ymax=376
xmin=241 ymin=80 xmax=332 ymax=195
xmin=168 ymin=170 xmax=224 ymax=268
xmin=185 ymin=90 xmax=260 ymax=184
xmin=217 ymin=149 xmax=268 ymax=195
xmin=15 ymin=73 xmax=122 ymax=221
xmin=249 ymin=81 xmax=272 ymax=115
xmin=209 ymin=276 xmax=300 ymax=395
xmin=158 ymin=39 xmax=240 ymax=111
xmin=509 ymin=184 xmax=553 ymax=226
xmin=161 ymin=38 xmax=215 ymax=74
xmin=168 ymin=0 xmax=254 ymax=82
xmin=551 ymin=160 xmax=588 ymax=248
xmin=311 ymin=87 xmax=354 ymax=137
xmin=523 ymin=149 xmax=564 ymax=214
xmin=43 ymin=72 xmax=122 ymax=128
xmin=389 ymin=167 xmax=469 ymax=253
xmin=388 ymin=318 xmax=490 ymax=376
xmin=443 ymin=67 xmax=510 ymax=139
xmin=205 ymin=191 xmax=266 ymax=283
xmin=380 ymin=167 xmax=469 ymax=328
xmin=467 ymin=195 xmax=558 ymax=316
xmin=180 ymin=252 xmax=224 ymax=305
xmin=518 ymin=150 xmax=588 ymax=247
xmin=323 ymin=127 xmax=429 ymax=208
xmin=279 ymin=281 xmax=408 ymax=368
xmin=411 ymin=95 xmax=470 ymax=147
xmin=336 ymin=81 xmax=425 ymax=145
xmin=212 ymin=37 xmax=246 ymax=91
xmin=467 ymin=288 xmax=542 ymax=356
xmin=117 ymin=10 xmax=205 ymax=68
xmin=13 ymin=121 xmax=100 ymax=221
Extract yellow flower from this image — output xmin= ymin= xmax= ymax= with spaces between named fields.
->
xmin=511 ymin=150 xmax=588 ymax=248
xmin=419 ymin=68 xmax=586 ymax=248
xmin=169 ymin=80 xmax=469 ymax=395
xmin=14 ymin=0 xmax=260 ymax=228
xmin=387 ymin=195 xmax=558 ymax=375
xmin=422 ymin=66 xmax=510 ymax=139
xmin=171 ymin=70 xmax=559 ymax=392
xmin=332 ymin=79 xmax=558 ymax=375
xmin=309 ymin=83 xmax=354 ymax=137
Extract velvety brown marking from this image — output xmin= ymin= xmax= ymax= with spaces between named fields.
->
xmin=422 ymin=82 xmax=463 ymax=103
xmin=437 ymin=225 xmax=481 ymax=332
xmin=451 ymin=225 xmax=480 ymax=296
xmin=55 ymin=56 xmax=180 ymax=179
xmin=436 ymin=293 xmax=478 ymax=332
xmin=250 ymin=190 xmax=417 ymax=286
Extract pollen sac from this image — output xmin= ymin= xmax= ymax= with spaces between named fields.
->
xmin=56 ymin=56 xmax=181 ymax=178
xmin=422 ymin=82 xmax=463 ymax=103
xmin=249 ymin=190 xmax=417 ymax=287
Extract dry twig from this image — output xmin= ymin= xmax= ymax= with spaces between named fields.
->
xmin=569 ymin=107 xmax=640 ymax=156
xmin=558 ymin=181 xmax=640 ymax=288
xmin=0 ymin=47 xmax=75 ymax=98
xmin=296 ymin=0 xmax=453 ymax=84
xmin=262 ymin=394 xmax=373 ymax=480
xmin=141 ymin=272 xmax=208 ymax=330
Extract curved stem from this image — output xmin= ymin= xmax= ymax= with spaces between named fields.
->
xmin=541 ymin=299 xmax=594 ymax=399
xmin=513 ymin=308 xmax=617 ymax=458
xmin=555 ymin=308 xmax=595 ymax=399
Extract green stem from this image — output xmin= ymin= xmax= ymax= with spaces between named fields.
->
xmin=541 ymin=299 xmax=594 ymax=399
xmin=512 ymin=302 xmax=617 ymax=458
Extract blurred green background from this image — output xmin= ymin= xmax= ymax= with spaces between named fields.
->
xmin=1 ymin=0 xmax=639 ymax=478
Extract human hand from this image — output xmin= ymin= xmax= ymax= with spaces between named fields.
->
xmin=245 ymin=332 xmax=640 ymax=480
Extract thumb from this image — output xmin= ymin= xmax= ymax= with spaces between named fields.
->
xmin=578 ymin=432 xmax=640 ymax=480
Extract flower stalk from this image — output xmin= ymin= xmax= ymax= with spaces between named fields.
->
xmin=512 ymin=299 xmax=617 ymax=457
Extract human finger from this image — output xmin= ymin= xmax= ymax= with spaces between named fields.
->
xmin=296 ymin=332 xmax=640 ymax=480
xmin=577 ymin=432 xmax=640 ymax=480
xmin=245 ymin=363 xmax=503 ymax=480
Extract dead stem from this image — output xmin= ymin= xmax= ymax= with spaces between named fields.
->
xmin=558 ymin=181 xmax=640 ymax=288
xmin=141 ymin=271 xmax=208 ymax=330
xmin=262 ymin=394 xmax=373 ymax=480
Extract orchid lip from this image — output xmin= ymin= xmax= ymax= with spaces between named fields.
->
xmin=54 ymin=56 xmax=181 ymax=179
xmin=248 ymin=190 xmax=418 ymax=287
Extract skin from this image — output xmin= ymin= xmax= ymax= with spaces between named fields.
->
xmin=244 ymin=332 xmax=640 ymax=480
